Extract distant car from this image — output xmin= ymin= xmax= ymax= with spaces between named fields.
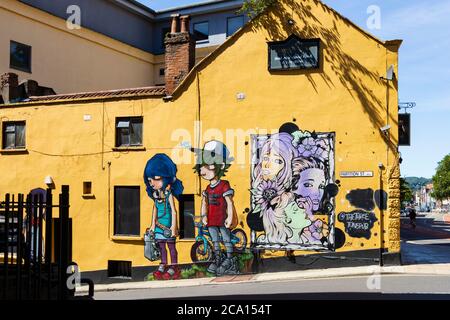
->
xmin=400 ymin=209 xmax=409 ymax=217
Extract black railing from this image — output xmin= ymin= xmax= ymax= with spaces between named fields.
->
xmin=0 ymin=185 xmax=92 ymax=300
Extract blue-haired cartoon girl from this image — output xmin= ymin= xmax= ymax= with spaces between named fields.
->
xmin=144 ymin=154 xmax=184 ymax=280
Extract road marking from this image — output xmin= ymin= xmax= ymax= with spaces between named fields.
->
xmin=406 ymin=239 xmax=450 ymax=245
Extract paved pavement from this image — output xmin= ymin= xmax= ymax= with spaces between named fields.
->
xmin=75 ymin=211 xmax=450 ymax=299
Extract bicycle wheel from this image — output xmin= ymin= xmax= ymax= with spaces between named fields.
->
xmin=231 ymin=228 xmax=247 ymax=252
xmin=190 ymin=241 xmax=213 ymax=262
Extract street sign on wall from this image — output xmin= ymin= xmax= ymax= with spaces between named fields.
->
xmin=340 ymin=171 xmax=374 ymax=178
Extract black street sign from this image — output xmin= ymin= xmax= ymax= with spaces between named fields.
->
xmin=268 ymin=35 xmax=320 ymax=71
xmin=399 ymin=113 xmax=411 ymax=146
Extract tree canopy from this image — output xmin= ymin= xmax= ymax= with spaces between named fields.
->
xmin=400 ymin=178 xmax=413 ymax=204
xmin=432 ymin=154 xmax=450 ymax=200
xmin=240 ymin=0 xmax=275 ymax=17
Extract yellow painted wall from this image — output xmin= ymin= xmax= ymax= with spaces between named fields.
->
xmin=0 ymin=0 xmax=401 ymax=273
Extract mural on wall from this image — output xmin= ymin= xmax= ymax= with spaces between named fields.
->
xmin=249 ymin=125 xmax=338 ymax=250
xmin=191 ymin=140 xmax=241 ymax=276
xmin=144 ymin=143 xmax=252 ymax=281
xmin=144 ymin=154 xmax=184 ymax=280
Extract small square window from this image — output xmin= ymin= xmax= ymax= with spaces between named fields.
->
xmin=115 ymin=117 xmax=143 ymax=147
xmin=83 ymin=182 xmax=92 ymax=195
xmin=2 ymin=121 xmax=26 ymax=150
xmin=227 ymin=16 xmax=244 ymax=37
xmin=159 ymin=68 xmax=165 ymax=76
xmin=10 ymin=41 xmax=32 ymax=73
xmin=193 ymin=22 xmax=209 ymax=42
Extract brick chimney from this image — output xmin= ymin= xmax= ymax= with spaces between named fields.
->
xmin=164 ymin=14 xmax=195 ymax=96
xmin=1 ymin=73 xmax=19 ymax=104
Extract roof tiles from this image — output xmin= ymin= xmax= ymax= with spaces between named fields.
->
xmin=25 ymin=86 xmax=166 ymax=103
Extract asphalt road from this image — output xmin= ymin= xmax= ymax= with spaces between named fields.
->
xmin=94 ymin=211 xmax=450 ymax=300
xmin=93 ymin=274 xmax=450 ymax=300
xmin=401 ymin=211 xmax=450 ymax=265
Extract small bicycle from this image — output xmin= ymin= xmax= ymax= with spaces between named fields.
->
xmin=186 ymin=213 xmax=248 ymax=263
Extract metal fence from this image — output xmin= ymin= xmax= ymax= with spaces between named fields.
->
xmin=0 ymin=185 xmax=92 ymax=300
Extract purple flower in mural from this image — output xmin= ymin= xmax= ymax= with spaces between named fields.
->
xmin=308 ymin=219 xmax=329 ymax=241
xmin=251 ymin=180 xmax=282 ymax=212
xmin=298 ymin=138 xmax=330 ymax=160
xmin=297 ymin=137 xmax=317 ymax=158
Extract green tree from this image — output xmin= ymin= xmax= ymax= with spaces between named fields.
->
xmin=432 ymin=154 xmax=450 ymax=200
xmin=239 ymin=0 xmax=276 ymax=17
xmin=400 ymin=177 xmax=413 ymax=205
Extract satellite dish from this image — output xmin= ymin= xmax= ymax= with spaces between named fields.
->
xmin=386 ymin=65 xmax=395 ymax=80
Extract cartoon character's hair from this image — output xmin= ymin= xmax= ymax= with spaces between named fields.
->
xmin=144 ymin=154 xmax=184 ymax=200
xmin=193 ymin=162 xmax=231 ymax=179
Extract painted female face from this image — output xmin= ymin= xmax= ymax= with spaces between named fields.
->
xmin=261 ymin=151 xmax=284 ymax=181
xmin=293 ymin=168 xmax=326 ymax=211
xmin=149 ymin=177 xmax=163 ymax=190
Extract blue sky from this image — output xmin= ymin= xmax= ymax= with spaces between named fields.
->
xmin=139 ymin=0 xmax=450 ymax=178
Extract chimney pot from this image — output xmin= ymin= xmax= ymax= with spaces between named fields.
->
xmin=170 ymin=14 xmax=180 ymax=34
xmin=180 ymin=15 xmax=190 ymax=33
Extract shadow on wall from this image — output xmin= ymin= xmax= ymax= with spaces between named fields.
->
xmin=248 ymin=0 xmax=399 ymax=149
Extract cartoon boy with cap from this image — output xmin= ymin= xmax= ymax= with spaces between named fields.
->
xmin=192 ymin=140 xmax=239 ymax=276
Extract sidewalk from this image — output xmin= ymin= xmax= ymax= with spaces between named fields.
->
xmin=75 ymin=263 xmax=450 ymax=295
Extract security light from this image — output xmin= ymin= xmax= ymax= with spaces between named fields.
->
xmin=44 ymin=175 xmax=53 ymax=185
xmin=386 ymin=65 xmax=394 ymax=80
xmin=381 ymin=65 xmax=395 ymax=80
xmin=380 ymin=124 xmax=391 ymax=133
